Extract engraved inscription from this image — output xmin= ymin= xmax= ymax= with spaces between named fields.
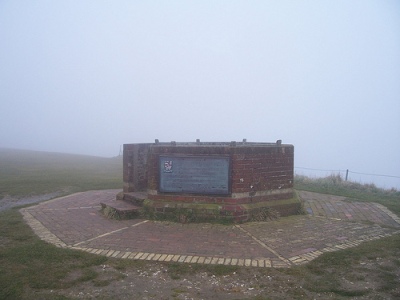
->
xmin=159 ymin=155 xmax=230 ymax=195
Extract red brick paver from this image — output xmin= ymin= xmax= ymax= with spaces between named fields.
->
xmin=20 ymin=189 xmax=400 ymax=267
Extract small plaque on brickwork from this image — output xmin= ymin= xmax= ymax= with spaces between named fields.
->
xmin=159 ymin=155 xmax=230 ymax=195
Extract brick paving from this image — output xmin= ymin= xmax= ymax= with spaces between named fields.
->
xmin=20 ymin=189 xmax=400 ymax=268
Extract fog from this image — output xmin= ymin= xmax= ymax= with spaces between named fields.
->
xmin=1 ymin=1 xmax=399 ymax=189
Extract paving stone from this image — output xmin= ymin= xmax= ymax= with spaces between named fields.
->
xmin=204 ymin=257 xmax=212 ymax=264
xmin=184 ymin=256 xmax=193 ymax=263
xmin=153 ymin=254 xmax=161 ymax=260
xmin=134 ymin=252 xmax=144 ymax=259
xmin=178 ymin=256 xmax=186 ymax=263
xmin=141 ymin=253 xmax=150 ymax=260
xmin=171 ymin=255 xmax=180 ymax=262
xmin=146 ymin=253 xmax=155 ymax=260
xmin=197 ymin=257 xmax=205 ymax=264
xmin=20 ymin=189 xmax=400 ymax=268
xmin=224 ymin=258 xmax=231 ymax=265
xmin=256 ymin=259 xmax=265 ymax=268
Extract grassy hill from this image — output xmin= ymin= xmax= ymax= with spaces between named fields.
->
xmin=0 ymin=148 xmax=122 ymax=198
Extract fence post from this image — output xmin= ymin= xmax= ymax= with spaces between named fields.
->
xmin=345 ymin=169 xmax=349 ymax=181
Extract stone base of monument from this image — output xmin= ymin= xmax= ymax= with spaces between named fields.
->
xmin=101 ymin=190 xmax=302 ymax=223
xmin=100 ymin=192 xmax=147 ymax=220
xmin=142 ymin=191 xmax=302 ymax=223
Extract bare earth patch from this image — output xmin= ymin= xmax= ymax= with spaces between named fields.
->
xmin=24 ymin=253 xmax=400 ymax=300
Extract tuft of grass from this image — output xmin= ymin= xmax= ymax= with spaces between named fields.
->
xmin=167 ymin=262 xmax=198 ymax=279
xmin=166 ymin=262 xmax=239 ymax=280
xmin=212 ymin=264 xmax=239 ymax=276
xmin=101 ymin=205 xmax=121 ymax=220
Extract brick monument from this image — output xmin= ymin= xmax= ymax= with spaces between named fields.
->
xmin=113 ymin=139 xmax=301 ymax=223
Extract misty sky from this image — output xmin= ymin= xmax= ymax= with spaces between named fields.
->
xmin=1 ymin=1 xmax=399 ymax=188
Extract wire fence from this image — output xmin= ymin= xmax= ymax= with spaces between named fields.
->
xmin=295 ymin=167 xmax=400 ymax=179
xmin=294 ymin=166 xmax=400 ymax=189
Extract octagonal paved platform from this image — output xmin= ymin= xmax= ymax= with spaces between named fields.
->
xmin=20 ymin=190 xmax=400 ymax=268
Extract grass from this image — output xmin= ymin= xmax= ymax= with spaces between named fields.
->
xmin=0 ymin=148 xmax=122 ymax=198
xmin=0 ymin=209 xmax=107 ymax=299
xmin=166 ymin=262 xmax=239 ymax=279
xmin=281 ymin=233 xmax=400 ymax=298
xmin=0 ymin=207 xmax=153 ymax=299
xmin=0 ymin=150 xmax=399 ymax=299
xmin=295 ymin=174 xmax=400 ymax=214
xmin=0 ymin=149 xmax=123 ymax=298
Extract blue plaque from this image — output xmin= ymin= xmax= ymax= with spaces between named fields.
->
xmin=159 ymin=155 xmax=230 ymax=195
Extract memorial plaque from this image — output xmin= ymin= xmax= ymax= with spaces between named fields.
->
xmin=159 ymin=155 xmax=230 ymax=195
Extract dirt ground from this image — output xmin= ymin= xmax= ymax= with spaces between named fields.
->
xmin=26 ymin=254 xmax=400 ymax=300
